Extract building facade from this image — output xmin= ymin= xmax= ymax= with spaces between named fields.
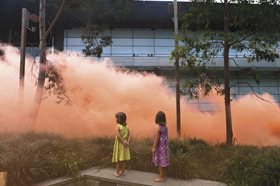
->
xmin=63 ymin=27 xmax=280 ymax=109
xmin=1 ymin=0 xmax=280 ymax=110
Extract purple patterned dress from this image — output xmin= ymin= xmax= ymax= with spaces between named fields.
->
xmin=152 ymin=124 xmax=169 ymax=167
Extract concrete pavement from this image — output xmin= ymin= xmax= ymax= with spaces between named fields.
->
xmin=34 ymin=167 xmax=227 ymax=186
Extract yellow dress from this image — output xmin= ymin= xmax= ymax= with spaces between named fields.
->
xmin=112 ymin=124 xmax=130 ymax=163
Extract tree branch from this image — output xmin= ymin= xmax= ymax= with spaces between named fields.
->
xmin=230 ymin=81 xmax=271 ymax=103
xmin=229 ymin=31 xmax=256 ymax=46
xmin=45 ymin=0 xmax=66 ymax=38
xmin=208 ymin=40 xmax=224 ymax=45
xmin=229 ymin=57 xmax=242 ymax=70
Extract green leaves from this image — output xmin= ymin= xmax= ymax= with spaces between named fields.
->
xmin=247 ymin=36 xmax=280 ymax=62
xmin=176 ymin=0 xmax=280 ymax=102
xmin=48 ymin=0 xmax=132 ymax=59
xmin=171 ymin=33 xmax=223 ymax=99
xmin=0 ymin=132 xmax=279 ymax=185
xmin=43 ymin=61 xmax=70 ymax=105
xmin=81 ymin=25 xmax=112 ymax=57
xmin=221 ymin=149 xmax=280 ymax=186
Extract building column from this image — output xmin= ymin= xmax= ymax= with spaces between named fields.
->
xmin=54 ymin=27 xmax=64 ymax=51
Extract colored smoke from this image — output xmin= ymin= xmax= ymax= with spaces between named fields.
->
xmin=0 ymin=44 xmax=279 ymax=146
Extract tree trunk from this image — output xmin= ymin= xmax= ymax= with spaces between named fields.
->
xmin=223 ymin=0 xmax=233 ymax=146
xmin=31 ymin=0 xmax=46 ymax=122
xmin=173 ymin=0 xmax=181 ymax=138
xmin=31 ymin=0 xmax=66 ymax=122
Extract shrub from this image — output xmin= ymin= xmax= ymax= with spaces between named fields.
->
xmin=169 ymin=139 xmax=200 ymax=179
xmin=129 ymin=138 xmax=155 ymax=172
xmin=221 ymin=148 xmax=280 ymax=186
xmin=0 ymin=131 xmax=279 ymax=186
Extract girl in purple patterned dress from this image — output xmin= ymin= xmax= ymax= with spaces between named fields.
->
xmin=152 ymin=111 xmax=169 ymax=182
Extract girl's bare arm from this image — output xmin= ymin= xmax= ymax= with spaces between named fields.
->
xmin=116 ymin=126 xmax=124 ymax=144
xmin=152 ymin=125 xmax=160 ymax=152
xmin=127 ymin=128 xmax=131 ymax=144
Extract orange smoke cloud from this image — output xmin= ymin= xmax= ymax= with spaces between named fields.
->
xmin=0 ymin=44 xmax=279 ymax=146
xmin=183 ymin=93 xmax=280 ymax=146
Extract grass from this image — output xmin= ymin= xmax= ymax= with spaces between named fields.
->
xmin=0 ymin=131 xmax=279 ymax=186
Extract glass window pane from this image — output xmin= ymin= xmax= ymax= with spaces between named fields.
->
xmin=155 ymin=39 xmax=174 ymax=47
xmin=133 ymin=47 xmax=154 ymax=56
xmin=112 ymin=38 xmax=132 ymax=46
xmin=112 ymin=29 xmax=133 ymax=38
xmin=133 ymin=39 xmax=154 ymax=46
xmin=155 ymin=47 xmax=173 ymax=56
xmin=112 ymin=47 xmax=132 ymax=56
xmin=133 ymin=29 xmax=153 ymax=38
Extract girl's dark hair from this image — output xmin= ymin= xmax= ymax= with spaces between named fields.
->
xmin=0 ymin=49 xmax=4 ymax=60
xmin=0 ymin=49 xmax=4 ymax=56
xmin=155 ymin=111 xmax=166 ymax=125
xmin=115 ymin=112 xmax=127 ymax=126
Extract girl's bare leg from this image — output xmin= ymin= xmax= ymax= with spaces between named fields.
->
xmin=154 ymin=167 xmax=166 ymax=182
xmin=120 ymin=161 xmax=126 ymax=176
xmin=160 ymin=167 xmax=166 ymax=180
xmin=114 ymin=163 xmax=121 ymax=177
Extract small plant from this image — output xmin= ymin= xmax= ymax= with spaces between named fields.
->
xmin=59 ymin=151 xmax=82 ymax=176
xmin=221 ymin=150 xmax=280 ymax=186
xmin=130 ymin=138 xmax=155 ymax=172
xmin=169 ymin=139 xmax=201 ymax=179
xmin=169 ymin=139 xmax=190 ymax=154
xmin=222 ymin=155 xmax=258 ymax=186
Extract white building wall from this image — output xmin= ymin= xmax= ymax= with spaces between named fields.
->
xmin=167 ymin=73 xmax=280 ymax=112
xmin=63 ymin=28 xmax=280 ymax=111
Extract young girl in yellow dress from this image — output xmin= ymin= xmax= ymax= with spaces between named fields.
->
xmin=112 ymin=112 xmax=131 ymax=177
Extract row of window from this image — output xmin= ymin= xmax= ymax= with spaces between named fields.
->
xmin=168 ymin=85 xmax=280 ymax=112
xmin=64 ymin=46 xmax=173 ymax=56
xmin=64 ymin=38 xmax=175 ymax=47
xmin=64 ymin=42 xmax=276 ymax=57
xmin=64 ymin=29 xmax=174 ymax=39
xmin=64 ymin=29 xmax=280 ymax=57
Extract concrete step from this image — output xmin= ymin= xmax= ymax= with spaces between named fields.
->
xmin=33 ymin=167 xmax=227 ymax=186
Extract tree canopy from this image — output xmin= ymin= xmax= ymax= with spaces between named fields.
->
xmin=174 ymin=0 xmax=280 ymax=145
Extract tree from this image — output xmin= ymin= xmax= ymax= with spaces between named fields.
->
xmin=31 ymin=0 xmax=69 ymax=122
xmin=30 ymin=0 xmax=133 ymax=121
xmin=173 ymin=0 xmax=280 ymax=145
xmin=70 ymin=0 xmax=133 ymax=57
xmin=81 ymin=25 xmax=112 ymax=57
